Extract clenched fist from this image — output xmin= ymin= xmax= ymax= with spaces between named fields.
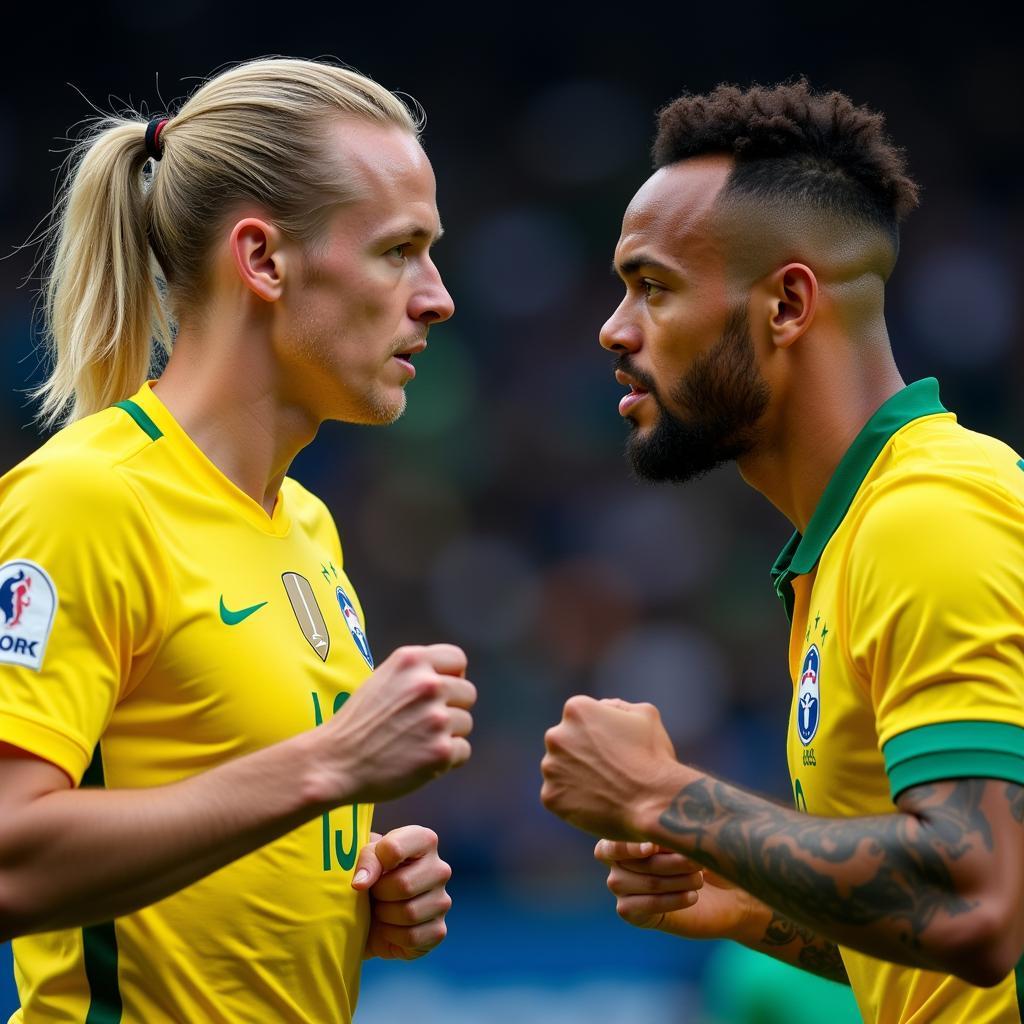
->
xmin=353 ymin=825 xmax=454 ymax=960
xmin=540 ymin=696 xmax=681 ymax=840
xmin=316 ymin=644 xmax=476 ymax=806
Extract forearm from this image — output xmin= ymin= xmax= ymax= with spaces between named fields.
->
xmin=745 ymin=907 xmax=849 ymax=984
xmin=0 ymin=729 xmax=341 ymax=938
xmin=652 ymin=874 xmax=850 ymax=984
xmin=639 ymin=769 xmax=996 ymax=980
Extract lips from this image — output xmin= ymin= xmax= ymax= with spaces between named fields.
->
xmin=393 ymin=340 xmax=427 ymax=377
xmin=615 ymin=368 xmax=650 ymax=415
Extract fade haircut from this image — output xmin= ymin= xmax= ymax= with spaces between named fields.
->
xmin=652 ymin=80 xmax=919 ymax=250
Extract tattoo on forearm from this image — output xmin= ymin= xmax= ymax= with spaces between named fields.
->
xmin=1007 ymin=783 xmax=1024 ymax=824
xmin=762 ymin=911 xmax=849 ymax=984
xmin=659 ymin=777 xmax=994 ymax=954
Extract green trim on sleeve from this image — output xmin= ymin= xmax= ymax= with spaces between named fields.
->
xmin=883 ymin=721 xmax=1024 ymax=800
xmin=114 ymin=399 xmax=163 ymax=441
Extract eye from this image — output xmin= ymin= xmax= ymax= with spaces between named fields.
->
xmin=386 ymin=244 xmax=410 ymax=262
xmin=641 ymin=279 xmax=663 ymax=299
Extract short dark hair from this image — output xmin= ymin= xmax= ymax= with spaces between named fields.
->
xmin=653 ymin=80 xmax=919 ymax=244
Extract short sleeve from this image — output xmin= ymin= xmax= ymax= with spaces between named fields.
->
xmin=0 ymin=458 xmax=167 ymax=783
xmin=844 ymin=475 xmax=1024 ymax=800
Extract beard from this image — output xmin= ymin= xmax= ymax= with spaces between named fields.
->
xmin=623 ymin=305 xmax=770 ymax=483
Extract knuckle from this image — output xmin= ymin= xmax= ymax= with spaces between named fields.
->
xmin=437 ymin=859 xmax=453 ymax=884
xmin=397 ymin=875 xmax=419 ymax=901
xmin=426 ymin=707 xmax=449 ymax=732
xmin=563 ymin=695 xmax=587 ymax=718
xmin=416 ymin=676 xmax=442 ymax=700
xmin=393 ymin=647 xmax=423 ymax=671
xmin=431 ymin=737 xmax=454 ymax=764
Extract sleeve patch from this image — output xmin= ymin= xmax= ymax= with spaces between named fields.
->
xmin=0 ymin=560 xmax=58 ymax=671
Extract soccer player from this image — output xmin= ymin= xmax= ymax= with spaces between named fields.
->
xmin=539 ymin=81 xmax=1024 ymax=1022
xmin=0 ymin=58 xmax=476 ymax=1022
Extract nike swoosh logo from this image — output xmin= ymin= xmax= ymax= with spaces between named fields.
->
xmin=219 ymin=596 xmax=268 ymax=626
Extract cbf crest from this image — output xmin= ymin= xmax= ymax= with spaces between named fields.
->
xmin=797 ymin=644 xmax=821 ymax=745
xmin=336 ymin=587 xmax=373 ymax=668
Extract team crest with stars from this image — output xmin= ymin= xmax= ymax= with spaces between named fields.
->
xmin=797 ymin=644 xmax=821 ymax=746
xmin=336 ymin=586 xmax=373 ymax=668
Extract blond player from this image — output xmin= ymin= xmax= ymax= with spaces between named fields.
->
xmin=0 ymin=59 xmax=475 ymax=1022
xmin=541 ymin=82 xmax=1024 ymax=1023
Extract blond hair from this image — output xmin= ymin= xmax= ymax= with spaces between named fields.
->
xmin=36 ymin=57 xmax=420 ymax=427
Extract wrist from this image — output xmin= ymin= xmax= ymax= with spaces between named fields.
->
xmin=628 ymin=760 xmax=700 ymax=843
xmin=296 ymin=722 xmax=361 ymax=812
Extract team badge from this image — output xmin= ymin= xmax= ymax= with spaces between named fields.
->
xmin=282 ymin=572 xmax=330 ymax=662
xmin=796 ymin=644 xmax=821 ymax=746
xmin=0 ymin=560 xmax=57 ymax=671
xmin=336 ymin=587 xmax=373 ymax=668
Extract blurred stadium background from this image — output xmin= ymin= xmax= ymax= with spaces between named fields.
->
xmin=0 ymin=8 xmax=1020 ymax=1021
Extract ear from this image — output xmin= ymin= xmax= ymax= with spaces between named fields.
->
xmin=229 ymin=218 xmax=288 ymax=302
xmin=759 ymin=263 xmax=818 ymax=350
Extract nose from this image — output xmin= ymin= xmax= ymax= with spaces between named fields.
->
xmin=410 ymin=259 xmax=455 ymax=326
xmin=599 ymin=298 xmax=641 ymax=354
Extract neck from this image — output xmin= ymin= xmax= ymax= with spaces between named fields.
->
xmin=737 ymin=334 xmax=905 ymax=534
xmin=153 ymin=308 xmax=320 ymax=517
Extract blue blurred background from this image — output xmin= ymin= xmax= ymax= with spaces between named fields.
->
xmin=1 ymin=6 xmax=1020 ymax=1021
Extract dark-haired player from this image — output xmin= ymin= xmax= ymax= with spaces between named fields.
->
xmin=541 ymin=82 xmax=1024 ymax=1023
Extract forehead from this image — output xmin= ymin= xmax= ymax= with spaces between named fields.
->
xmin=616 ymin=155 xmax=733 ymax=270
xmin=327 ymin=120 xmax=439 ymax=232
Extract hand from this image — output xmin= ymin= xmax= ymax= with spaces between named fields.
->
xmin=540 ymin=697 xmax=680 ymax=840
xmin=322 ymin=645 xmax=476 ymax=805
xmin=595 ymin=839 xmax=763 ymax=942
xmin=353 ymin=826 xmax=453 ymax=960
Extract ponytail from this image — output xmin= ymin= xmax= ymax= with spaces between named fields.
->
xmin=34 ymin=59 xmax=418 ymax=429
xmin=35 ymin=119 xmax=171 ymax=427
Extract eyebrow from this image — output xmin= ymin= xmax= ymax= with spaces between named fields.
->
xmin=613 ymin=254 xmax=676 ymax=279
xmin=384 ymin=222 xmax=445 ymax=245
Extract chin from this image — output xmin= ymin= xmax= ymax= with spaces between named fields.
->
xmin=366 ymin=390 xmax=407 ymax=426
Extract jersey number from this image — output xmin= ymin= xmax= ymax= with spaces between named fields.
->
xmin=312 ymin=691 xmax=360 ymax=872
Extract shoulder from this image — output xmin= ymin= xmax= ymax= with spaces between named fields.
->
xmin=1 ymin=409 xmax=158 ymax=542
xmin=843 ymin=440 xmax=1024 ymax=615
xmin=851 ymin=419 xmax=1023 ymax=558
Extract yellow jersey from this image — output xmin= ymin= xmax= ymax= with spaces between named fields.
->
xmin=772 ymin=379 xmax=1024 ymax=1023
xmin=0 ymin=382 xmax=376 ymax=1023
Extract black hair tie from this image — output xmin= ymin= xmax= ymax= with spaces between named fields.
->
xmin=145 ymin=117 xmax=169 ymax=161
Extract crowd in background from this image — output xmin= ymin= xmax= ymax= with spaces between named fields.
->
xmin=0 ymin=14 xmax=1020 ymax=1020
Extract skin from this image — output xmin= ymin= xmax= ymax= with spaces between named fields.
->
xmin=0 ymin=120 xmax=468 ymax=958
xmin=540 ymin=156 xmax=1024 ymax=987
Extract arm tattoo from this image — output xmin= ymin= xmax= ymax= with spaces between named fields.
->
xmin=1007 ymin=783 xmax=1024 ymax=824
xmin=761 ymin=910 xmax=850 ymax=984
xmin=659 ymin=777 xmax=994 ymax=956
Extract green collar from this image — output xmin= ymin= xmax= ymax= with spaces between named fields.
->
xmin=770 ymin=378 xmax=947 ymax=621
